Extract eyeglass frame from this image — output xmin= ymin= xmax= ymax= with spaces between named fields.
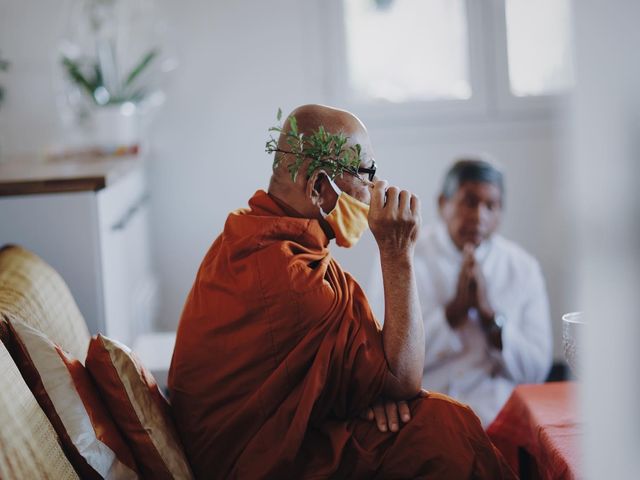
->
xmin=345 ymin=159 xmax=377 ymax=182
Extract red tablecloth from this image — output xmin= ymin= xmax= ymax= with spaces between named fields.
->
xmin=487 ymin=382 xmax=582 ymax=480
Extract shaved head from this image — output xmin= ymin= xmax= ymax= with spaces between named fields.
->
xmin=277 ymin=104 xmax=367 ymax=150
xmin=267 ymin=104 xmax=377 ymax=230
xmin=271 ymin=104 xmax=370 ymax=183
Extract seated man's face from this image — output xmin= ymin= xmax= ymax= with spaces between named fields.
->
xmin=439 ymin=181 xmax=502 ymax=250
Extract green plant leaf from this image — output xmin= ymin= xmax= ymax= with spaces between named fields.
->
xmin=93 ymin=63 xmax=103 ymax=90
xmin=61 ymin=56 xmax=100 ymax=103
xmin=276 ymin=107 xmax=282 ymax=121
xmin=289 ymin=115 xmax=298 ymax=136
xmin=124 ymin=49 xmax=158 ymax=88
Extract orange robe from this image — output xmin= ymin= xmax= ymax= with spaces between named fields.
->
xmin=169 ymin=190 xmax=516 ymax=479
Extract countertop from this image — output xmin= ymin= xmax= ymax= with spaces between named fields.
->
xmin=0 ymin=154 xmax=143 ymax=197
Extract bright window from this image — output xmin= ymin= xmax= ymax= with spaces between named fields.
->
xmin=343 ymin=0 xmax=470 ymax=103
xmin=505 ymin=0 xmax=574 ymax=97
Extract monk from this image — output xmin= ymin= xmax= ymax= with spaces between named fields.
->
xmin=168 ymin=104 xmax=516 ymax=479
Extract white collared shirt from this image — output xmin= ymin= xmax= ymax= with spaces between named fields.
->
xmin=367 ymin=223 xmax=553 ymax=426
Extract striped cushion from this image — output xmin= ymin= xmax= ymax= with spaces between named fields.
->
xmin=0 ymin=245 xmax=90 ymax=361
xmin=2 ymin=319 xmax=139 ymax=479
xmin=87 ymin=334 xmax=194 ymax=479
xmin=0 ymin=340 xmax=78 ymax=480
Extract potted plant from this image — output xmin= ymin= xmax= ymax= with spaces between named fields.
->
xmin=61 ymin=48 xmax=159 ymax=147
xmin=58 ymin=0 xmax=174 ymax=149
xmin=61 ymin=49 xmax=159 ymax=108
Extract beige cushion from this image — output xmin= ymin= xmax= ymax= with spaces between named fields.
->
xmin=0 ymin=340 xmax=79 ymax=480
xmin=2 ymin=320 xmax=139 ymax=479
xmin=87 ymin=334 xmax=194 ymax=479
xmin=0 ymin=245 xmax=90 ymax=360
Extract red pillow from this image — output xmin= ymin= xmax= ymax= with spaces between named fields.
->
xmin=0 ymin=319 xmax=138 ymax=479
xmin=86 ymin=334 xmax=193 ymax=479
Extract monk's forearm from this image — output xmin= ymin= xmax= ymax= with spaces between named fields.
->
xmin=379 ymin=251 xmax=425 ymax=399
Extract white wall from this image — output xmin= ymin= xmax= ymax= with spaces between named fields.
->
xmin=570 ymin=0 xmax=640 ymax=477
xmin=0 ymin=1 xmax=67 ymax=154
xmin=0 ymin=0 xmax=571 ymax=359
xmin=145 ymin=0 xmax=328 ymax=330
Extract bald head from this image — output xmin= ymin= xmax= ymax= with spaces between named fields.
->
xmin=279 ymin=104 xmax=367 ymax=146
xmin=270 ymin=104 xmax=371 ymax=186
xmin=272 ymin=105 xmax=366 ymax=175
xmin=267 ymin=104 xmax=376 ymax=224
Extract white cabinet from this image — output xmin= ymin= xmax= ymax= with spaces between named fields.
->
xmin=0 ymin=157 xmax=158 ymax=346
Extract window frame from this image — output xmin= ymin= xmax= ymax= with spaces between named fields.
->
xmin=489 ymin=0 xmax=572 ymax=115
xmin=322 ymin=0 xmax=571 ymax=125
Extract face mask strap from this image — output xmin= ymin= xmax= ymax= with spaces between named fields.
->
xmin=318 ymin=172 xmax=342 ymax=217
xmin=324 ymin=174 xmax=342 ymax=196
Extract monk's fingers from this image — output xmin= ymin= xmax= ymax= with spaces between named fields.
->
xmin=398 ymin=401 xmax=411 ymax=423
xmin=398 ymin=189 xmax=411 ymax=213
xmin=384 ymin=186 xmax=400 ymax=212
xmin=419 ymin=389 xmax=430 ymax=398
xmin=359 ymin=407 xmax=374 ymax=421
xmin=372 ymin=403 xmax=388 ymax=432
xmin=398 ymin=191 xmax=421 ymax=238
xmin=369 ymin=180 xmax=389 ymax=212
xmin=384 ymin=401 xmax=400 ymax=433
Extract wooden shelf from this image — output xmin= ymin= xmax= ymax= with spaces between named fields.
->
xmin=0 ymin=155 xmax=143 ymax=197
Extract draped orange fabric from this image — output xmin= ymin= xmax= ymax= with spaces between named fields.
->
xmin=169 ymin=190 xmax=516 ymax=479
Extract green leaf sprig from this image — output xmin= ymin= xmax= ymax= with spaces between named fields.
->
xmin=265 ymin=108 xmax=363 ymax=182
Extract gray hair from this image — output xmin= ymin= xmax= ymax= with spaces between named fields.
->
xmin=441 ymin=157 xmax=504 ymax=201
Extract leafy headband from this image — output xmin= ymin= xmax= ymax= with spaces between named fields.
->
xmin=265 ymin=108 xmax=363 ymax=182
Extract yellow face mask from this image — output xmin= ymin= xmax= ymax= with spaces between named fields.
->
xmin=321 ymin=176 xmax=370 ymax=248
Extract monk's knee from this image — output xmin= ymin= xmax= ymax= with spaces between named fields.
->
xmin=403 ymin=394 xmax=514 ymax=477
xmin=409 ymin=392 xmax=483 ymax=433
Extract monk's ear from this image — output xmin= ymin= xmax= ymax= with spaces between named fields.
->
xmin=306 ymin=170 xmax=338 ymax=213
xmin=306 ymin=170 xmax=324 ymax=206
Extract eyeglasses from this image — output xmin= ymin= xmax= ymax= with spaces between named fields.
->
xmin=346 ymin=159 xmax=377 ymax=182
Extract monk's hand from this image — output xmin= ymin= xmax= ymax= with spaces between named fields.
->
xmin=362 ymin=399 xmax=412 ymax=433
xmin=368 ymin=181 xmax=421 ymax=256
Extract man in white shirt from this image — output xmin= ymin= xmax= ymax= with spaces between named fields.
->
xmin=368 ymin=158 xmax=552 ymax=427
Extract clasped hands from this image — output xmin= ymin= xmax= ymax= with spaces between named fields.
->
xmin=445 ymin=243 xmax=494 ymax=329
